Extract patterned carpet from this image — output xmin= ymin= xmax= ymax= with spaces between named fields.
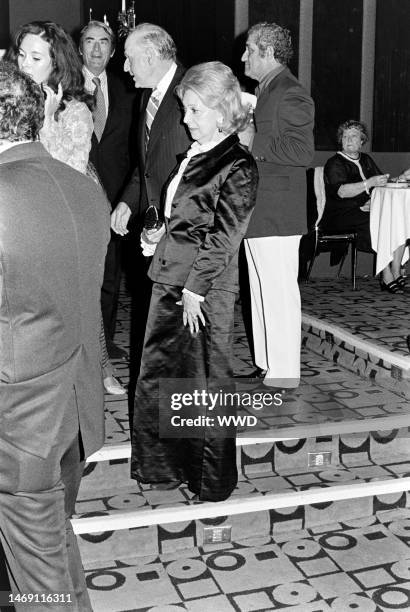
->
xmin=79 ymin=277 xmax=410 ymax=611
xmin=301 ymin=277 xmax=410 ymax=358
xmin=301 ymin=277 xmax=410 ymax=399
xmin=85 ymin=512 xmax=410 ymax=611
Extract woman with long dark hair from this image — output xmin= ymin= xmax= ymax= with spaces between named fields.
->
xmin=7 ymin=21 xmax=93 ymax=172
xmin=6 ymin=21 xmax=125 ymax=393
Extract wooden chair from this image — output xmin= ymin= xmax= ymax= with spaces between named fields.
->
xmin=304 ymin=166 xmax=358 ymax=290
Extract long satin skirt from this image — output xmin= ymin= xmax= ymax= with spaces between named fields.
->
xmin=131 ymin=282 xmax=238 ymax=502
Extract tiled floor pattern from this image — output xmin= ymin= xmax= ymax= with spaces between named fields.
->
xmin=106 ymin=283 xmax=410 ymax=448
xmin=300 ymin=278 xmax=410 ymax=398
xmin=80 ymin=280 xmax=410 ymax=610
xmin=77 ymin=451 xmax=410 ymax=566
xmin=105 ymin=358 xmax=410 ymax=446
xmin=85 ymin=511 xmax=410 ymax=611
xmin=300 ymin=277 xmax=410 ymax=359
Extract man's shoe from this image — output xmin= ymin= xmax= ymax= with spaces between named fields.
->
xmin=234 ymin=367 xmax=266 ymax=379
xmin=107 ymin=342 xmax=128 ymax=361
xmin=104 ymin=375 xmax=126 ymax=395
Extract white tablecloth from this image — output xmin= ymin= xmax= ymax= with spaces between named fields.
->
xmin=370 ymin=186 xmax=410 ymax=274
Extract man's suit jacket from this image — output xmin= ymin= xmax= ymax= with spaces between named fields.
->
xmin=246 ymin=67 xmax=315 ymax=238
xmin=149 ymin=134 xmax=258 ymax=296
xmin=89 ymin=71 xmax=135 ymax=206
xmin=121 ymin=64 xmax=191 ymax=223
xmin=0 ymin=143 xmax=110 ymax=460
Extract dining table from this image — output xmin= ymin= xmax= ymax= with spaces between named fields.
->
xmin=370 ymin=184 xmax=410 ymax=275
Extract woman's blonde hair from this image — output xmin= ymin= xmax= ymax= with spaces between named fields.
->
xmin=176 ymin=61 xmax=250 ymax=134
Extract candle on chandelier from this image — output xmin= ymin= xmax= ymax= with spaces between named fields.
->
xmin=89 ymin=7 xmax=92 ymax=21
xmin=121 ymin=0 xmax=126 ymax=11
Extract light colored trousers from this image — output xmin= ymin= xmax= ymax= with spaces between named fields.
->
xmin=245 ymin=235 xmax=302 ymax=388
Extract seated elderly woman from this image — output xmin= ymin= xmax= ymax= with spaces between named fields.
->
xmin=321 ymin=119 xmax=405 ymax=293
xmin=130 ymin=61 xmax=258 ymax=502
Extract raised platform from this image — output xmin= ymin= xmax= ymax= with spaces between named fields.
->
xmin=300 ymin=277 xmax=410 ymax=398
xmin=74 ymin=346 xmax=410 ymax=560
xmin=74 ymin=280 xmax=410 ymax=610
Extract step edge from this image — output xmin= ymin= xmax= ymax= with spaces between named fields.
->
xmin=89 ymin=412 xmax=410 ymax=463
xmin=302 ymin=313 xmax=410 ymax=370
xmin=72 ymin=475 xmax=410 ymax=535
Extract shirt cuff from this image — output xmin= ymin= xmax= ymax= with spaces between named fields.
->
xmin=182 ymin=288 xmax=204 ymax=302
xmin=140 ymin=235 xmax=157 ymax=257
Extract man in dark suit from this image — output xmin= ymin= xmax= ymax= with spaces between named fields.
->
xmin=111 ymin=23 xmax=190 ymax=233
xmin=241 ymin=22 xmax=315 ymax=389
xmin=111 ymin=24 xmax=191 ymax=393
xmin=0 ymin=63 xmax=109 ymax=610
xmin=80 ymin=20 xmax=135 ymax=361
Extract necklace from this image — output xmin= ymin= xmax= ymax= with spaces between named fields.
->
xmin=341 ymin=150 xmax=360 ymax=161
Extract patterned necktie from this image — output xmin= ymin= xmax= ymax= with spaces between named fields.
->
xmin=145 ymin=90 xmax=160 ymax=150
xmin=92 ymin=76 xmax=106 ymax=142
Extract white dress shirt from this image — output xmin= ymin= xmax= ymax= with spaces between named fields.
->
xmin=151 ymin=62 xmax=177 ymax=108
xmin=142 ymin=137 xmax=227 ymax=301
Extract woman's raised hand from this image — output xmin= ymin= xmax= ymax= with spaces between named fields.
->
xmin=42 ymin=83 xmax=63 ymax=119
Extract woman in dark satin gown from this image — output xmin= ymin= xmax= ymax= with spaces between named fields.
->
xmin=130 ymin=61 xmax=258 ymax=501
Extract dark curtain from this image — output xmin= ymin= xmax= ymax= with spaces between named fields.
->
xmin=373 ymin=0 xmax=410 ymax=151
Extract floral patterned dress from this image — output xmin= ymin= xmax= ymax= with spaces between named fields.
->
xmin=39 ymin=99 xmax=93 ymax=174
xmin=40 ymin=98 xmax=112 ymax=376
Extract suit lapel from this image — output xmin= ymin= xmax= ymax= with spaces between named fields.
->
xmin=98 ymin=73 xmax=120 ymax=142
xmin=102 ymin=74 xmax=117 ymax=137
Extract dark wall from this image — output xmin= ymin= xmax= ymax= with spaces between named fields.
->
xmin=9 ymin=0 xmax=82 ymax=38
xmin=312 ymin=0 xmax=363 ymax=150
xmin=0 ymin=0 xmax=9 ymax=48
xmin=2 ymin=0 xmax=410 ymax=153
xmin=82 ymin=0 xmax=235 ymax=72
xmin=373 ymin=0 xmax=410 ymax=151
xmin=1 ymin=0 xmax=235 ymax=73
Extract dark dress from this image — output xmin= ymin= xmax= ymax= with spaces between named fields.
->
xmin=130 ymin=134 xmax=258 ymax=502
xmin=321 ymin=152 xmax=382 ymax=251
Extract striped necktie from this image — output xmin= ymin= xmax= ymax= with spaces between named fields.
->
xmin=145 ymin=90 xmax=160 ymax=150
xmin=92 ymin=76 xmax=106 ymax=142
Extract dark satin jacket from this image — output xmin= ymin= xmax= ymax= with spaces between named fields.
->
xmin=149 ymin=134 xmax=258 ymax=296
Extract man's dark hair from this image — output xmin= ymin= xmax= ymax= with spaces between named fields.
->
xmin=79 ymin=20 xmax=116 ymax=54
xmin=0 ymin=61 xmax=44 ymax=142
xmin=248 ymin=22 xmax=293 ymax=65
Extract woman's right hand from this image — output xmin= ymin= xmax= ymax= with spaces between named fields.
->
xmin=180 ymin=292 xmax=205 ymax=334
xmin=42 ymin=83 xmax=63 ymax=120
xmin=367 ymin=174 xmax=390 ymax=188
